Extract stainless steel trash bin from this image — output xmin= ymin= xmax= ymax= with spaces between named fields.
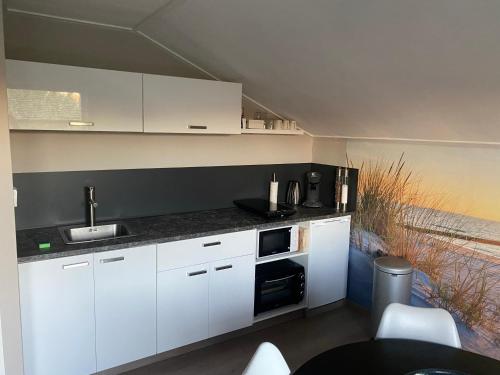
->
xmin=371 ymin=256 xmax=413 ymax=336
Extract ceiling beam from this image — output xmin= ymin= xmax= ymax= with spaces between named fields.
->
xmin=6 ymin=8 xmax=132 ymax=30
xmin=317 ymin=135 xmax=500 ymax=146
xmin=132 ymin=0 xmax=179 ymax=31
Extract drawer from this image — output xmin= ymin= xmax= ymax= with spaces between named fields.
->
xmin=157 ymin=230 xmax=256 ymax=271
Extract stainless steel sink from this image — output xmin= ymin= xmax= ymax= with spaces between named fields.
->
xmin=59 ymin=223 xmax=134 ymax=244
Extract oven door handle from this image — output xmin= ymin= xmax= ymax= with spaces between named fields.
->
xmin=263 ymin=275 xmax=295 ymax=283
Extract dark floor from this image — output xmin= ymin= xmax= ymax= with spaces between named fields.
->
xmin=125 ymin=304 xmax=370 ymax=375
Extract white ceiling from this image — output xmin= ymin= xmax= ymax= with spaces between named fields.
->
xmin=7 ymin=0 xmax=500 ymax=142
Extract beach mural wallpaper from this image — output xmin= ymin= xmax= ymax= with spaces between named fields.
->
xmin=344 ymin=140 xmax=499 ymax=360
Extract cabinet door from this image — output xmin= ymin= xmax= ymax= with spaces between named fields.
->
xmin=6 ymin=60 xmax=143 ymax=132
xmin=308 ymin=216 xmax=351 ymax=309
xmin=18 ymin=255 xmax=96 ymax=375
xmin=94 ymin=245 xmax=156 ymax=371
xmin=157 ymin=264 xmax=209 ymax=352
xmin=143 ymin=74 xmax=242 ymax=134
xmin=209 ymin=255 xmax=255 ymax=337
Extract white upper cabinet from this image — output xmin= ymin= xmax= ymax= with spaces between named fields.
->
xmin=143 ymin=74 xmax=242 ymax=134
xmin=5 ymin=60 xmax=143 ymax=132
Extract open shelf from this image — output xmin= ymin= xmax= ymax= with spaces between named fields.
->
xmin=255 ymin=251 xmax=308 ymax=265
xmin=241 ymin=128 xmax=305 ymax=135
xmin=253 ymin=302 xmax=307 ymax=323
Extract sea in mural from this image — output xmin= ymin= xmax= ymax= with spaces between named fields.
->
xmin=345 ymin=142 xmax=500 ymax=360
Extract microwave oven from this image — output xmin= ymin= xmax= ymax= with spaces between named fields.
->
xmin=254 ymin=259 xmax=305 ymax=315
xmin=257 ymin=225 xmax=299 ymax=259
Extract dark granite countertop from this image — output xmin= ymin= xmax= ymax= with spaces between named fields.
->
xmin=16 ymin=206 xmax=352 ymax=263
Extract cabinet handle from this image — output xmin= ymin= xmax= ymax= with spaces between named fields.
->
xmin=188 ymin=270 xmax=207 ymax=277
xmin=69 ymin=121 xmax=94 ymax=127
xmin=215 ymin=265 xmax=232 ymax=271
xmin=100 ymin=256 xmax=124 ymax=264
xmin=188 ymin=125 xmax=207 ymax=130
xmin=62 ymin=261 xmax=89 ymax=270
xmin=203 ymin=241 xmax=221 ymax=247
xmin=264 ymin=275 xmax=295 ymax=283
xmin=313 ymin=219 xmax=341 ymax=226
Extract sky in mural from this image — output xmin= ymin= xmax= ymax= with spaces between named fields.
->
xmin=347 ymin=141 xmax=500 ymax=223
xmin=347 ymin=140 xmax=500 ymax=262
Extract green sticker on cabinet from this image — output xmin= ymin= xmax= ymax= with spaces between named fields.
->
xmin=38 ymin=243 xmax=51 ymax=251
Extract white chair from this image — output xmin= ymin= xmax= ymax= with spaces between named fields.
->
xmin=376 ymin=303 xmax=461 ymax=348
xmin=242 ymin=342 xmax=290 ymax=375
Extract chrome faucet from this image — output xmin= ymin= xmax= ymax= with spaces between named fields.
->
xmin=86 ymin=186 xmax=98 ymax=227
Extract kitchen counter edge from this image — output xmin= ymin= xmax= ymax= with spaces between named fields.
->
xmin=16 ymin=207 xmax=353 ymax=264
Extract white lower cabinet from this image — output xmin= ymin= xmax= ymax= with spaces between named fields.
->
xmin=19 ymin=229 xmax=261 ymax=372
xmin=18 ymin=255 xmax=96 ymax=375
xmin=157 ymin=255 xmax=255 ymax=353
xmin=308 ymin=216 xmax=351 ymax=309
xmin=157 ymin=263 xmax=210 ymax=352
xmin=209 ymin=255 xmax=254 ymax=337
xmin=94 ymin=245 xmax=157 ymax=371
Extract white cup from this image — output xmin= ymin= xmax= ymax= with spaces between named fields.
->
xmin=274 ymin=119 xmax=283 ymax=129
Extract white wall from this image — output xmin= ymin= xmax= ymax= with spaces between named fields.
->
xmin=0 ymin=316 xmax=5 ymax=375
xmin=11 ymin=131 xmax=313 ymax=172
xmin=0 ymin=3 xmax=24 ymax=374
xmin=312 ymin=137 xmax=347 ymax=166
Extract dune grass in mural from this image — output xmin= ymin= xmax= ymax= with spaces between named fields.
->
xmin=348 ymin=155 xmax=499 ymax=359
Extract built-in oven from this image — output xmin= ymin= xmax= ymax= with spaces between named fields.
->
xmin=257 ymin=225 xmax=299 ymax=259
xmin=254 ymin=259 xmax=305 ymax=315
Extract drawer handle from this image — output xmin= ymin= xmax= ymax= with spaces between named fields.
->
xmin=203 ymin=241 xmax=221 ymax=247
xmin=188 ymin=270 xmax=207 ymax=277
xmin=188 ymin=125 xmax=207 ymax=130
xmin=215 ymin=265 xmax=233 ymax=271
xmin=100 ymin=256 xmax=124 ymax=264
xmin=69 ymin=121 xmax=94 ymax=127
xmin=62 ymin=261 xmax=89 ymax=270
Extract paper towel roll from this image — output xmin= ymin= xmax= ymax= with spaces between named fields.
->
xmin=341 ymin=184 xmax=348 ymax=204
xmin=269 ymin=181 xmax=279 ymax=204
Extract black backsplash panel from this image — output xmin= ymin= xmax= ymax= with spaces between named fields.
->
xmin=13 ymin=163 xmax=358 ymax=230
xmin=311 ymin=163 xmax=358 ymax=211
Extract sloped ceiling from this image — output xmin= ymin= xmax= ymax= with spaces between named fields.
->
xmin=4 ymin=11 xmax=209 ymax=79
xmin=7 ymin=0 xmax=500 ymax=142
xmin=6 ymin=0 xmax=172 ymax=28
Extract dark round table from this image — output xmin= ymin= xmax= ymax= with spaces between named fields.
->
xmin=294 ymin=339 xmax=500 ymax=375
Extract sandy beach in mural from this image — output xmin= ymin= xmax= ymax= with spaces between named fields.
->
xmin=416 ymin=213 xmax=499 ymax=359
xmin=348 ymin=230 xmax=500 ymax=359
xmin=409 ymin=209 xmax=499 ymax=360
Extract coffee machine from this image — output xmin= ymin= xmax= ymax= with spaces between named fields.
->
xmin=303 ymin=171 xmax=323 ymax=207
